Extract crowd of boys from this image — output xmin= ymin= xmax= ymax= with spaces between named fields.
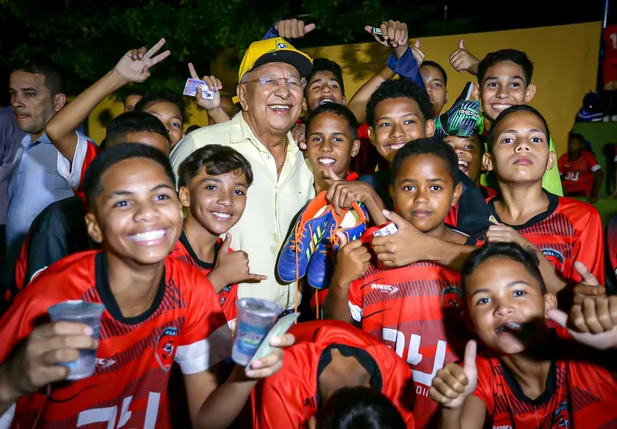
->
xmin=0 ymin=16 xmax=616 ymax=429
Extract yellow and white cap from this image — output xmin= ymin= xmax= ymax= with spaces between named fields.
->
xmin=237 ymin=37 xmax=313 ymax=83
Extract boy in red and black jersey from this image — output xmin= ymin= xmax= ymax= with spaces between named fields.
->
xmin=325 ymin=139 xmax=478 ymax=428
xmin=558 ymin=132 xmax=603 ymax=201
xmin=431 ymin=242 xmax=617 ymax=429
xmin=250 ymin=320 xmax=415 ymax=428
xmin=173 ymin=145 xmax=266 ymax=324
xmin=482 ymin=106 xmax=604 ymax=292
xmin=303 ymin=103 xmax=387 ymax=318
xmin=0 ymin=144 xmax=290 ymax=429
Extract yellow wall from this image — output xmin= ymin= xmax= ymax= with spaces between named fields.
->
xmin=88 ymin=22 xmax=602 ymax=154
xmin=87 ymin=95 xmax=209 ymax=145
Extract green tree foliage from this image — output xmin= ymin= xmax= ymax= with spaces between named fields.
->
xmin=0 ymin=0 xmax=473 ymax=97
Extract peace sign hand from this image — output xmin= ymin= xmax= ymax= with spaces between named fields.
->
xmin=114 ymin=38 xmax=171 ymax=83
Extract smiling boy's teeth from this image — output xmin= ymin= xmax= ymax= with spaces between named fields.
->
xmin=390 ymin=143 xmax=405 ymax=150
xmin=318 ymin=158 xmax=336 ymax=165
xmin=130 ymin=230 xmax=165 ymax=241
xmin=496 ymin=322 xmax=522 ymax=333
xmin=269 ymin=105 xmax=290 ymax=110
xmin=458 ymin=160 xmax=469 ymax=167
xmin=319 ymin=99 xmax=334 ymax=105
xmin=212 ymin=212 xmax=231 ymax=219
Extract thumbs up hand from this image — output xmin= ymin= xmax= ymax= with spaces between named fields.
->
xmin=429 ymin=340 xmax=478 ymax=409
xmin=410 ymin=39 xmax=425 ymax=66
xmin=449 ymin=39 xmax=480 ymax=74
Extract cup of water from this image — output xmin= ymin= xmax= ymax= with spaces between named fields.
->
xmin=232 ymin=298 xmax=280 ymax=366
xmin=48 ymin=300 xmax=105 ymax=380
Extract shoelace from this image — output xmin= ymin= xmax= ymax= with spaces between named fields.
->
xmin=293 ymin=222 xmax=316 ymax=317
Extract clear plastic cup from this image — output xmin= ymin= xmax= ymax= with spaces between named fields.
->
xmin=48 ymin=300 xmax=105 ymax=380
xmin=232 ymin=298 xmax=281 ymax=366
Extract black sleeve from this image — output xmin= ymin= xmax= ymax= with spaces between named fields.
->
xmin=25 ymin=196 xmax=90 ymax=285
xmin=604 ymin=213 xmax=617 ymax=295
xmin=454 ymin=170 xmax=495 ymax=238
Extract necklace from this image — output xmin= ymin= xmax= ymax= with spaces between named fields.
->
xmin=277 ymin=136 xmax=289 ymax=177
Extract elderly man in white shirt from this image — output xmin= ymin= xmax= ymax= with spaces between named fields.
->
xmin=171 ymin=38 xmax=315 ymax=310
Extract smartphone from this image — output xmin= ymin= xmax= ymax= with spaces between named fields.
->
xmin=245 ymin=312 xmax=300 ymax=370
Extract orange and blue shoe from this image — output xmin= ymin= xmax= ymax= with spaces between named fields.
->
xmin=277 ymin=192 xmax=333 ymax=283
xmin=331 ymin=202 xmax=370 ymax=251
xmin=306 ymin=202 xmax=369 ymax=289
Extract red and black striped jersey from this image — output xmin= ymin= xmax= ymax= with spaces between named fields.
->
xmin=0 ymin=251 xmax=231 ymax=428
xmin=250 ymin=320 xmax=415 ymax=428
xmin=487 ymin=192 xmax=604 ymax=284
xmin=474 ymin=328 xmax=617 ymax=428
xmin=169 ymin=231 xmax=237 ymax=322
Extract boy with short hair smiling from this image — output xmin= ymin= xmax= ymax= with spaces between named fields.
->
xmin=174 ymin=145 xmax=266 ymax=323
xmin=358 ymin=78 xmax=435 ymax=210
xmin=325 ymin=138 xmax=478 ymax=428
xmin=358 ymin=78 xmax=493 ymax=237
xmin=475 ymin=49 xmax=562 ymax=196
xmin=305 ymin=103 xmax=361 ymax=193
xmin=0 ymin=144 xmax=288 ymax=428
xmin=430 ymin=242 xmax=617 ymax=428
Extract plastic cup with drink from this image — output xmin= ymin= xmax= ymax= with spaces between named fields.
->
xmin=232 ymin=298 xmax=281 ymax=366
xmin=48 ymin=300 xmax=105 ymax=380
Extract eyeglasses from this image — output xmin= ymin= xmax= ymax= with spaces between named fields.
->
xmin=245 ymin=76 xmax=307 ymax=91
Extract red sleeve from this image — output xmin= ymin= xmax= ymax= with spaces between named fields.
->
xmin=357 ymin=123 xmax=370 ymax=139
xmin=446 ymin=204 xmax=458 ymax=227
xmin=13 ymin=235 xmax=29 ymax=292
xmin=0 ymin=290 xmax=44 ymax=364
xmin=573 ymin=206 xmax=605 ymax=284
xmin=73 ymin=143 xmax=100 ymax=207
xmin=348 ymin=278 xmax=363 ymax=322
xmin=583 ymin=151 xmax=601 ymax=170
xmin=250 ymin=343 xmax=314 ymax=428
xmin=251 ymin=379 xmax=303 ymax=428
xmin=172 ymin=260 xmax=231 ymax=374
xmin=0 ymin=261 xmax=78 ymax=364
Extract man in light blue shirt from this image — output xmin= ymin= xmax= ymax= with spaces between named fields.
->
xmin=2 ymin=58 xmax=88 ymax=285
xmin=0 ymin=106 xmax=26 ymax=261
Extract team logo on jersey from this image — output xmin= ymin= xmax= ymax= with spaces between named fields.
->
xmin=489 ymin=215 xmax=499 ymax=225
xmin=541 ymin=248 xmax=565 ymax=272
xmin=96 ymin=358 xmax=116 ymax=370
xmin=442 ymin=286 xmax=463 ymax=309
xmin=155 ymin=326 xmax=178 ymax=372
xmin=276 ymin=42 xmax=287 ymax=49
xmin=554 ymin=401 xmax=570 ymax=427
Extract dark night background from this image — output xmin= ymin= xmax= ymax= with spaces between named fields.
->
xmin=0 ymin=0 xmax=612 ymax=105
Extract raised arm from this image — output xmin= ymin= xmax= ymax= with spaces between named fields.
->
xmin=185 ymin=334 xmax=294 ymax=429
xmin=45 ymin=39 xmax=170 ymax=161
